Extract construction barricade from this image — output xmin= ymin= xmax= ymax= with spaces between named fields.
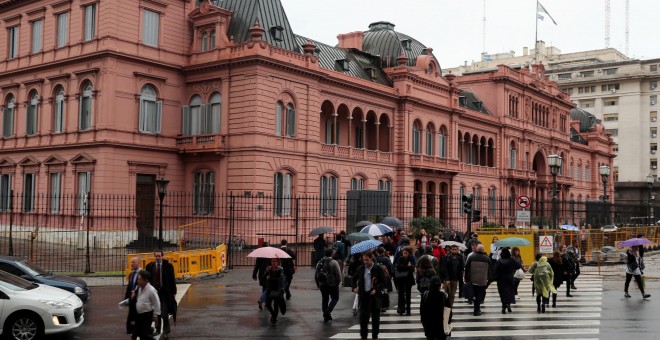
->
xmin=127 ymin=244 xmax=227 ymax=280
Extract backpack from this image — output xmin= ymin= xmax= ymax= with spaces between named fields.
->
xmin=375 ymin=261 xmax=390 ymax=281
xmin=331 ymin=241 xmax=345 ymax=260
xmin=316 ymin=258 xmax=331 ymax=284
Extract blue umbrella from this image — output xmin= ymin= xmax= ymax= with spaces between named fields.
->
xmin=360 ymin=223 xmax=393 ymax=236
xmin=494 ymin=237 xmax=531 ymax=247
xmin=351 ymin=240 xmax=383 ymax=255
xmin=560 ymin=224 xmax=579 ymax=231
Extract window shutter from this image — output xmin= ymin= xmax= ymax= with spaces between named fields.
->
xmin=182 ymin=106 xmax=190 ymax=135
xmin=156 ymin=100 xmax=162 ymax=133
xmin=275 ymin=103 xmax=282 ymax=136
xmin=286 ymin=105 xmax=295 ymax=137
xmin=32 ymin=20 xmax=42 ymax=52
xmin=57 ymin=12 xmax=68 ymax=47
xmin=283 ymin=173 xmax=291 ymax=216
xmin=26 ymin=105 xmax=35 ymax=135
xmin=200 ymin=104 xmax=208 ymax=134
xmin=139 ymin=98 xmax=146 ymax=131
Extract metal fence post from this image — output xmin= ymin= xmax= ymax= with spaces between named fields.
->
xmin=228 ymin=193 xmax=235 ymax=270
xmin=85 ymin=192 xmax=92 ymax=274
xmin=294 ymin=197 xmax=300 ymax=248
xmin=8 ymin=190 xmax=13 ymax=256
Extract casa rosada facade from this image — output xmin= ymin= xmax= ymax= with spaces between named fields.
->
xmin=0 ymin=0 xmax=613 ymax=235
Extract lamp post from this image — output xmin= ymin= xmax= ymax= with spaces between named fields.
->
xmin=647 ymin=174 xmax=655 ymax=226
xmin=547 ymin=154 xmax=562 ymax=229
xmin=155 ymin=177 xmax=170 ymax=250
xmin=599 ymin=165 xmax=610 ymax=227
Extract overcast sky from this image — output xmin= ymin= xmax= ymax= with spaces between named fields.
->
xmin=281 ymin=0 xmax=660 ymax=68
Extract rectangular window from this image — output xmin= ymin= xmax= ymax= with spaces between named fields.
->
xmin=603 ymin=68 xmax=618 ymax=75
xmin=285 ymin=105 xmax=295 ymax=137
xmin=652 ymin=159 xmax=658 ymax=170
xmin=22 ymin=173 xmax=35 ymax=212
xmin=651 ymin=65 xmax=658 ymax=72
xmin=193 ymin=172 xmax=214 ymax=215
xmin=652 ymin=81 xmax=658 ymax=90
xmin=652 ymin=127 xmax=658 ymax=137
xmin=57 ymin=12 xmax=69 ymax=48
xmin=459 ymin=186 xmax=465 ymax=216
xmin=603 ymin=99 xmax=618 ymax=106
xmin=143 ymin=9 xmax=160 ymax=47
xmin=580 ymin=71 xmax=595 ymax=77
xmin=378 ymin=180 xmax=391 ymax=192
xmin=139 ymin=98 xmax=162 ymax=133
xmin=83 ymin=4 xmax=96 ymax=41
xmin=652 ymin=111 xmax=658 ymax=122
xmin=652 ymin=143 xmax=658 ymax=153
xmin=8 ymin=26 xmax=19 ymax=59
xmin=561 ymin=88 xmax=573 ymax=94
xmin=509 ymin=148 xmax=516 ymax=169
xmin=77 ymin=172 xmax=91 ymax=215
xmin=320 ymin=176 xmax=337 ymax=216
xmin=488 ymin=188 xmax=496 ymax=214
xmin=605 ymin=128 xmax=618 ymax=136
xmin=579 ymin=100 xmax=594 ymax=108
xmin=273 ymin=173 xmax=291 ymax=217
xmin=80 ymin=95 xmax=92 ymax=130
xmin=603 ymin=113 xmax=618 ymax=121
xmin=31 ymin=20 xmax=43 ymax=53
xmin=0 ymin=174 xmax=11 ymax=211
xmin=275 ymin=103 xmax=282 ymax=136
xmin=325 ymin=119 xmax=334 ymax=144
xmin=50 ymin=173 xmax=61 ymax=214
xmin=652 ymin=95 xmax=658 ymax=105
xmin=557 ymin=73 xmax=571 ymax=80
xmin=612 ymin=143 xmax=619 ymax=152
xmin=54 ymin=95 xmax=64 ymax=133
xmin=438 ymin=133 xmax=446 ymax=157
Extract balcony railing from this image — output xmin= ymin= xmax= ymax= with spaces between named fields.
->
xmin=505 ymin=168 xmax=537 ymax=181
xmin=176 ymin=134 xmax=226 ymax=153
xmin=320 ymin=144 xmax=392 ymax=163
xmin=409 ymin=154 xmax=461 ymax=173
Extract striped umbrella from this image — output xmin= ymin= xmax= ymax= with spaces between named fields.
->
xmin=359 ymin=223 xmax=393 ymax=236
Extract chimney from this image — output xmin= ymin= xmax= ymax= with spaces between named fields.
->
xmin=337 ymin=31 xmax=364 ymax=51
xmin=535 ymin=40 xmax=546 ymax=56
xmin=523 ymin=47 xmax=528 ymax=56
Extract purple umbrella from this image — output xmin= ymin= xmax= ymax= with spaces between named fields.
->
xmin=619 ymin=238 xmax=652 ymax=247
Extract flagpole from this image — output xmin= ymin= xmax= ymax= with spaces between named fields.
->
xmin=535 ymin=0 xmax=539 ymax=65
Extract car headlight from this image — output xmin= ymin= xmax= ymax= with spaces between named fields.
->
xmin=74 ymin=287 xmax=84 ymax=294
xmin=40 ymin=300 xmax=73 ymax=309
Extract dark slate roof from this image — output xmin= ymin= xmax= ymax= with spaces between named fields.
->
xmin=570 ymin=127 xmax=588 ymax=145
xmin=218 ymin=0 xmax=300 ymax=53
xmin=362 ymin=21 xmax=439 ymax=71
xmin=459 ymin=91 xmax=491 ymax=115
xmin=570 ymin=107 xmax=600 ymax=133
xmin=295 ymin=35 xmax=391 ymax=87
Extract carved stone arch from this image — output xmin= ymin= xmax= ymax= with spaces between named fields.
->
xmin=276 ymin=165 xmax=298 ymax=176
xmin=352 ymin=171 xmax=368 ymax=180
xmin=321 ymin=100 xmax=335 ymax=115
xmin=277 ymin=89 xmax=298 ymax=108
xmin=321 ymin=169 xmax=340 ymax=179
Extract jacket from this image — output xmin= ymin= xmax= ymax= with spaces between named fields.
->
xmin=280 ymin=247 xmax=297 ymax=276
xmin=315 ymin=257 xmax=342 ymax=287
xmin=252 ymin=257 xmax=270 ymax=286
xmin=145 ymin=259 xmax=177 ymax=320
xmin=465 ymin=251 xmax=492 ymax=286
xmin=395 ymin=255 xmax=416 ymax=285
xmin=352 ymin=263 xmax=386 ymax=296
xmin=444 ymin=253 xmax=465 ymax=281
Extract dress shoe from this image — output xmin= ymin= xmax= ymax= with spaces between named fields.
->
xmin=542 ymin=304 xmax=546 ymax=313
xmin=507 ymin=305 xmax=512 ymax=313
xmin=501 ymin=308 xmax=506 ymax=314
xmin=537 ymin=306 xmax=541 ymax=313
xmin=473 ymin=311 xmax=482 ymax=316
xmin=571 ymin=284 xmax=577 ymax=290
xmin=643 ymin=294 xmax=651 ymax=299
xmin=624 ymin=292 xmax=632 ymax=298
xmin=566 ymin=293 xmax=573 ymax=297
xmin=406 ymin=311 xmax=411 ymax=316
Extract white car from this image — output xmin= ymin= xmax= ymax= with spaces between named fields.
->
xmin=0 ymin=270 xmax=84 ymax=340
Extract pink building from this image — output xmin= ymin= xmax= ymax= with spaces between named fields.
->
xmin=0 ymin=0 xmax=613 ymax=243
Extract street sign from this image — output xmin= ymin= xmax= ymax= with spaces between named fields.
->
xmin=516 ymin=210 xmax=531 ymax=223
xmin=539 ymin=236 xmax=554 ymax=253
xmin=517 ymin=195 xmax=531 ymax=209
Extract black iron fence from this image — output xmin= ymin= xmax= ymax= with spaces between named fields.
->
xmin=0 ymin=191 xmax=656 ymax=272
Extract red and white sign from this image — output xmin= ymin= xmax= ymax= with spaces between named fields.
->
xmin=517 ymin=195 xmax=531 ymax=209
xmin=539 ymin=236 xmax=554 ymax=253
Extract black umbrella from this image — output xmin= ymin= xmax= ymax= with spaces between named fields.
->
xmin=380 ymin=216 xmax=403 ymax=228
xmin=309 ymin=226 xmax=334 ymax=236
xmin=354 ymin=220 xmax=372 ymax=229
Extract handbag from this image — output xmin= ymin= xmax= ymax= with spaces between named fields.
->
xmin=514 ymin=268 xmax=526 ymax=280
xmin=268 ymin=289 xmax=282 ymax=300
xmin=443 ymin=307 xmax=452 ymax=335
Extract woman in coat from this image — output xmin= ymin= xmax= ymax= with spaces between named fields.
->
xmin=494 ymin=248 xmax=521 ymax=314
xmin=264 ymin=258 xmax=286 ymax=325
xmin=395 ymin=246 xmax=416 ymax=315
xmin=547 ymin=250 xmax=564 ymax=307
xmin=420 ymin=277 xmax=451 ymax=340
xmin=416 ymin=255 xmax=436 ymax=295
xmin=528 ymin=253 xmax=557 ymax=313
xmin=559 ymin=244 xmax=575 ymax=297
xmin=511 ymin=247 xmax=524 ymax=300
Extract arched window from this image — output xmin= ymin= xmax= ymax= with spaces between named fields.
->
xmin=320 ymin=174 xmax=337 ymax=216
xmin=275 ymin=101 xmax=296 ymax=137
xmin=438 ymin=127 xmax=447 ymax=157
xmin=209 ymin=92 xmax=221 ymax=134
xmin=139 ymin=85 xmax=162 ymax=134
xmin=351 ymin=177 xmax=365 ymax=190
xmin=201 ymin=32 xmax=208 ymax=52
xmin=26 ymin=91 xmax=39 ymax=135
xmin=412 ymin=124 xmax=421 ymax=154
xmin=53 ymin=86 xmax=65 ymax=133
xmin=209 ymin=30 xmax=216 ymax=49
xmin=274 ymin=171 xmax=292 ymax=216
xmin=275 ymin=101 xmax=283 ymax=136
xmin=79 ymin=81 xmax=93 ymax=130
xmin=425 ymin=126 xmax=433 ymax=155
xmin=378 ymin=179 xmax=391 ymax=192
xmin=182 ymin=95 xmax=202 ymax=135
xmin=2 ymin=94 xmax=15 ymax=137
xmin=193 ymin=170 xmax=214 ymax=215
xmin=488 ymin=187 xmax=497 ymax=214
xmin=286 ymin=103 xmax=296 ymax=137
xmin=509 ymin=142 xmax=517 ymax=169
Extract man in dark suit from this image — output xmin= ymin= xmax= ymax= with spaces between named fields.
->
xmin=146 ymin=250 xmax=177 ymax=338
xmin=252 ymin=242 xmax=271 ymax=310
xmin=125 ymin=257 xmax=141 ymax=338
xmin=352 ymin=251 xmax=385 ymax=340
xmin=279 ymin=239 xmax=296 ymax=300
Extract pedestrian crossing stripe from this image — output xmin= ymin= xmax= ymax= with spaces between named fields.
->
xmin=331 ymin=279 xmax=602 ymax=339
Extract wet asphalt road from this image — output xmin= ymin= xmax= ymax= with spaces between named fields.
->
xmin=50 ymin=265 xmax=660 ymax=339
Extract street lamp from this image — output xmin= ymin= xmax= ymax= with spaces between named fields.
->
xmin=155 ymin=177 xmax=170 ymax=250
xmin=599 ymin=165 xmax=610 ymax=227
xmin=647 ymin=174 xmax=655 ymax=226
xmin=547 ymin=154 xmax=563 ymax=229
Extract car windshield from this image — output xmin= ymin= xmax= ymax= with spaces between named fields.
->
xmin=15 ymin=260 xmax=50 ymax=277
xmin=0 ymin=270 xmax=38 ymax=291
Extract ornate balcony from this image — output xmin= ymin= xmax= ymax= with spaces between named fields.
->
xmin=320 ymin=144 xmax=392 ymax=163
xmin=176 ymin=134 xmax=226 ymax=154
xmin=409 ymin=154 xmax=461 ymax=173
xmin=505 ymin=168 xmax=537 ymax=181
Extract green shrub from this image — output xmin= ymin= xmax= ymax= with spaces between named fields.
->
xmin=408 ymin=216 xmax=444 ymax=239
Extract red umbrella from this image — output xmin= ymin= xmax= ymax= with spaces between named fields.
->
xmin=247 ymin=247 xmax=292 ymax=259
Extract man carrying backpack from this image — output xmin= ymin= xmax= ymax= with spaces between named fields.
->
xmin=331 ymin=234 xmax=347 ymax=276
xmin=315 ymin=249 xmax=342 ymax=322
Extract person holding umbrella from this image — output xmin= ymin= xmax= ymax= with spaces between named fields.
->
xmin=252 ymin=242 xmax=271 ymax=310
xmin=265 ymin=258 xmax=286 ymax=325
xmin=624 ymin=245 xmax=651 ymax=299
xmin=313 ymin=234 xmax=328 ymax=266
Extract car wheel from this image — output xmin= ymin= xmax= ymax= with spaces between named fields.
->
xmin=5 ymin=313 xmax=43 ymax=340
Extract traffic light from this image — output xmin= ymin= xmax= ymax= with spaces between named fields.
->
xmin=462 ymin=194 xmax=473 ymax=214
xmin=472 ymin=209 xmax=481 ymax=222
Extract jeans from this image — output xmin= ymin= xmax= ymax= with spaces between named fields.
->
xmin=320 ymin=285 xmax=339 ymax=315
xmin=259 ymin=286 xmax=267 ymax=303
xmin=283 ymin=274 xmax=293 ymax=298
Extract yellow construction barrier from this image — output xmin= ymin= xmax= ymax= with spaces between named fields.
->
xmin=476 ymin=232 xmax=535 ymax=266
xmin=127 ymin=244 xmax=227 ymax=280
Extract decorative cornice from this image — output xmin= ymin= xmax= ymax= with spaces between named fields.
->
xmin=46 ymin=73 xmax=71 ymax=82
xmin=133 ymin=72 xmax=167 ymax=83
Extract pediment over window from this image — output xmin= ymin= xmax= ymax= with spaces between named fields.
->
xmin=70 ymin=152 xmax=96 ymax=164
xmin=0 ymin=157 xmax=16 ymax=167
xmin=189 ymin=0 xmax=232 ymax=50
xmin=18 ymin=156 xmax=41 ymax=167
xmin=43 ymin=154 xmax=67 ymax=165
